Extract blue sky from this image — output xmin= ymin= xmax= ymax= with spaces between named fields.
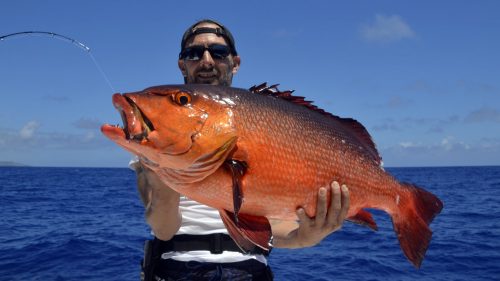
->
xmin=1 ymin=1 xmax=499 ymax=167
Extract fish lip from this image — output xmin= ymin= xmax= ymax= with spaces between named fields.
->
xmin=113 ymin=94 xmax=155 ymax=141
xmin=125 ymin=96 xmax=155 ymax=140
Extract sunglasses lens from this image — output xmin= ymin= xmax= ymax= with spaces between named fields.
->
xmin=181 ymin=46 xmax=204 ymax=60
xmin=181 ymin=44 xmax=231 ymax=60
xmin=208 ymin=45 xmax=230 ymax=59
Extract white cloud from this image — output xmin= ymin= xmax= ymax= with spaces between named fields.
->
xmin=440 ymin=136 xmax=457 ymax=150
xmin=399 ymin=141 xmax=418 ymax=148
xmin=398 ymin=136 xmax=470 ymax=151
xmin=84 ymin=131 xmax=96 ymax=142
xmin=381 ymin=136 xmax=498 ymax=166
xmin=0 ymin=126 xmax=111 ymax=150
xmin=440 ymin=136 xmax=470 ymax=151
xmin=360 ymin=14 xmax=416 ymax=43
xmin=19 ymin=121 xmax=40 ymax=139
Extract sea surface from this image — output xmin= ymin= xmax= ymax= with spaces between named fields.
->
xmin=0 ymin=166 xmax=499 ymax=281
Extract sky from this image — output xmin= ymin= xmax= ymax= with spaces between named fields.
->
xmin=0 ymin=0 xmax=499 ymax=168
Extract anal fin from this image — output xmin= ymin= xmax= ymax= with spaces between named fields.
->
xmin=347 ymin=209 xmax=378 ymax=231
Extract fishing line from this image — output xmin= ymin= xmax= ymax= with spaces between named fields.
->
xmin=0 ymin=31 xmax=116 ymax=93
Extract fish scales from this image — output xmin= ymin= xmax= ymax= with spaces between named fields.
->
xmin=229 ymin=87 xmax=387 ymax=218
xmin=101 ymin=84 xmax=443 ymax=268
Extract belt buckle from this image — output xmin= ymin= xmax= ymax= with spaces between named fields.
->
xmin=210 ymin=233 xmax=223 ymax=254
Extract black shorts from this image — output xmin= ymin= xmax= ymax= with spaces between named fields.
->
xmin=153 ymin=258 xmax=274 ymax=281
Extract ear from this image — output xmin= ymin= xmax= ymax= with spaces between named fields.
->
xmin=232 ymin=56 xmax=241 ymax=74
xmin=178 ymin=59 xmax=187 ymax=77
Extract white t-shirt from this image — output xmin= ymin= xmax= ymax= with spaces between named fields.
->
xmin=129 ymin=157 xmax=267 ymax=264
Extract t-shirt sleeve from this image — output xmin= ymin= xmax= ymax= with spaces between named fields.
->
xmin=128 ymin=155 xmax=140 ymax=171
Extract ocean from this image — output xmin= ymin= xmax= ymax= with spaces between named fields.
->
xmin=0 ymin=166 xmax=499 ymax=281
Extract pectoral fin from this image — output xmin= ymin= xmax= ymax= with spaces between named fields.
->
xmin=224 ymin=159 xmax=247 ymax=222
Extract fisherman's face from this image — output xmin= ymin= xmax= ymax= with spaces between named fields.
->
xmin=178 ymin=23 xmax=240 ymax=87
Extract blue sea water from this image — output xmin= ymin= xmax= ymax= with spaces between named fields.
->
xmin=0 ymin=166 xmax=499 ymax=281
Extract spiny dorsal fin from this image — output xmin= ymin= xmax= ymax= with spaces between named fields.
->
xmin=249 ymin=83 xmax=330 ymax=116
xmin=249 ymin=83 xmax=382 ymax=166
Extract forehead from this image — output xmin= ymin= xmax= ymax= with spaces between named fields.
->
xmin=185 ymin=23 xmax=229 ymax=47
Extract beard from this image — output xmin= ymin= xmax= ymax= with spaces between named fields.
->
xmin=189 ymin=70 xmax=232 ymax=86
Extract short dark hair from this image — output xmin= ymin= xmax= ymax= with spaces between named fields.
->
xmin=180 ymin=19 xmax=237 ymax=56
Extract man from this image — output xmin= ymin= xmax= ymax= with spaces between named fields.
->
xmin=132 ymin=19 xmax=350 ymax=281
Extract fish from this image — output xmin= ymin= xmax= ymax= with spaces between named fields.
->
xmin=101 ymin=83 xmax=443 ymax=268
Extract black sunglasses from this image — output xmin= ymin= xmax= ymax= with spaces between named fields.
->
xmin=179 ymin=44 xmax=232 ymax=60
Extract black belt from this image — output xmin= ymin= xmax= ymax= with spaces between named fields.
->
xmin=155 ymin=234 xmax=270 ymax=256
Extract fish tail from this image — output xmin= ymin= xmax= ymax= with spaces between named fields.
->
xmin=392 ymin=183 xmax=443 ymax=268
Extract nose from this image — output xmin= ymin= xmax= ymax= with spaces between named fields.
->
xmin=199 ymin=50 xmax=215 ymax=68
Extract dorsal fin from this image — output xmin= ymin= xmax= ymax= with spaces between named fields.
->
xmin=249 ymin=83 xmax=382 ymax=166
xmin=249 ymin=83 xmax=330 ymax=117
xmin=337 ymin=117 xmax=382 ymax=166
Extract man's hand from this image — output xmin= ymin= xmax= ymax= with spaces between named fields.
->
xmin=271 ymin=181 xmax=350 ymax=248
xmin=294 ymin=181 xmax=350 ymax=247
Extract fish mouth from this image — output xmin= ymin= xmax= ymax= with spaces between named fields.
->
xmin=112 ymin=93 xmax=155 ymax=142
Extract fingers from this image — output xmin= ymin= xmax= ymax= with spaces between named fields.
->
xmin=339 ymin=184 xmax=350 ymax=221
xmin=296 ymin=186 xmax=328 ymax=228
xmin=325 ymin=181 xmax=340 ymax=224
xmin=296 ymin=207 xmax=310 ymax=225
xmin=332 ymin=181 xmax=342 ymax=214
xmin=326 ymin=181 xmax=349 ymax=227
xmin=315 ymin=187 xmax=328 ymax=223
xmin=296 ymin=182 xmax=350 ymax=231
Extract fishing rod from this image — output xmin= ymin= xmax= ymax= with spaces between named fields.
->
xmin=0 ymin=31 xmax=115 ymax=92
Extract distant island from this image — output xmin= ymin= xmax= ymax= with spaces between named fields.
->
xmin=0 ymin=161 xmax=29 ymax=167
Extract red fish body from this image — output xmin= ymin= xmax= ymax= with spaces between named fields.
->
xmin=101 ymin=84 xmax=443 ymax=267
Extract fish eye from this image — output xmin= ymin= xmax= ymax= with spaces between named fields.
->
xmin=174 ymin=92 xmax=192 ymax=106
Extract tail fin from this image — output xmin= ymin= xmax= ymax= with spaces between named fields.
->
xmin=392 ymin=183 xmax=443 ymax=268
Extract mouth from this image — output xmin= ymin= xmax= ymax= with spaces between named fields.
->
xmin=197 ymin=71 xmax=217 ymax=80
xmin=111 ymin=94 xmax=155 ymax=142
